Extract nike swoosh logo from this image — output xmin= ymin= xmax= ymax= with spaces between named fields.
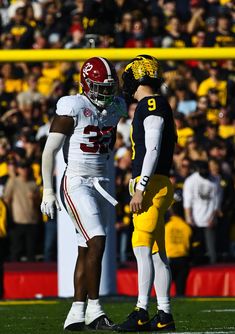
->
xmin=137 ymin=320 xmax=149 ymax=326
xmin=157 ymin=321 xmax=174 ymax=329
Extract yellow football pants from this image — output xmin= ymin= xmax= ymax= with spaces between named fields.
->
xmin=131 ymin=174 xmax=173 ymax=253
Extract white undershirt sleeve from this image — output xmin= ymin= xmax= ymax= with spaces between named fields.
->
xmin=42 ymin=132 xmax=66 ymax=190
xmin=136 ymin=115 xmax=164 ymax=192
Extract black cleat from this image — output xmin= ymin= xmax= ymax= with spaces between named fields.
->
xmin=86 ymin=315 xmax=116 ymax=331
xmin=116 ymin=307 xmax=150 ymax=332
xmin=64 ymin=322 xmax=85 ymax=331
xmin=149 ymin=310 xmax=176 ymax=331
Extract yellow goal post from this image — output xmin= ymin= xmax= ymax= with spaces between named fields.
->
xmin=0 ymin=47 xmax=235 ymax=62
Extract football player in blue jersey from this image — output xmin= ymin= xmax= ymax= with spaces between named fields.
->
xmin=117 ymin=55 xmax=177 ymax=332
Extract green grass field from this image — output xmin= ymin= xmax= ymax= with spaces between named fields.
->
xmin=0 ymin=297 xmax=235 ymax=334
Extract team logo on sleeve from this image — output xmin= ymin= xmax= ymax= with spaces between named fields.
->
xmin=84 ymin=108 xmax=92 ymax=117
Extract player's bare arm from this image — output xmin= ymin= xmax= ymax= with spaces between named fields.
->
xmin=49 ymin=114 xmax=74 ymax=135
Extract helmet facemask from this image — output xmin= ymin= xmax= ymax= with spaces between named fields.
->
xmin=81 ymin=57 xmax=119 ymax=109
xmin=85 ymin=77 xmax=117 ymax=108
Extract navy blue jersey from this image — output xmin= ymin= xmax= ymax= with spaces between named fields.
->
xmin=131 ymin=95 xmax=177 ymax=178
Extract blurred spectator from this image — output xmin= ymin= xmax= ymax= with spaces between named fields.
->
xmin=17 ymin=74 xmax=43 ymax=108
xmin=115 ymin=11 xmax=133 ymax=47
xmin=207 ymin=88 xmax=222 ymax=123
xmin=205 ymin=16 xmax=217 ymax=34
xmin=0 ymin=63 xmax=24 ymax=94
xmin=183 ymin=160 xmax=222 ymax=264
xmin=165 ymin=198 xmax=192 ymax=296
xmin=32 ymin=30 xmax=48 ymax=49
xmin=162 ymin=15 xmax=191 ymax=48
xmin=187 ymin=0 xmax=205 ymax=34
xmin=3 ymin=159 xmax=41 ymax=261
xmin=218 ymin=107 xmax=235 ymax=139
xmin=187 ymin=96 xmax=208 ymax=140
xmin=208 ymin=158 xmax=235 ymax=261
xmin=125 ymin=19 xmax=154 ymax=48
xmin=0 ymin=76 xmax=14 ymax=115
xmin=175 ymin=158 xmax=192 ymax=186
xmin=185 ymin=137 xmax=208 ymax=162
xmin=201 ymin=121 xmax=223 ymax=151
xmin=175 ymin=84 xmax=197 ymax=116
xmin=207 ymin=141 xmax=231 ymax=174
xmin=206 ymin=12 xmax=235 ymax=47
xmin=4 ymin=6 xmax=35 ymax=48
xmin=162 ymin=0 xmax=176 ymax=20
xmin=174 ymin=112 xmax=194 ymax=148
xmin=7 ymin=0 xmax=42 ymax=22
xmin=0 ymin=137 xmax=10 ymax=188
xmin=146 ymin=14 xmax=165 ymax=47
xmin=191 ymin=29 xmax=206 ymax=47
xmin=197 ymin=62 xmax=227 ymax=106
xmin=64 ymin=26 xmax=85 ymax=49
xmin=0 ymin=0 xmax=10 ymax=28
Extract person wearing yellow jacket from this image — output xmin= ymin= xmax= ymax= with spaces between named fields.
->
xmin=165 ymin=198 xmax=192 ymax=296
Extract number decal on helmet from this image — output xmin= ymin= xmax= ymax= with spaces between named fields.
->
xmin=83 ymin=63 xmax=93 ymax=76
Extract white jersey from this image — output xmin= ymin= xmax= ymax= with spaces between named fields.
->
xmin=56 ymin=94 xmax=125 ymax=177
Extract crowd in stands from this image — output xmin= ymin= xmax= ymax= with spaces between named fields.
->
xmin=0 ymin=1 xmax=235 ymax=290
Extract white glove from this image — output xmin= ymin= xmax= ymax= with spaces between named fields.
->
xmin=41 ymin=188 xmax=61 ymax=220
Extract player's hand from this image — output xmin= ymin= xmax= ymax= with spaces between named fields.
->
xmin=130 ymin=189 xmax=144 ymax=213
xmin=41 ymin=188 xmax=61 ymax=220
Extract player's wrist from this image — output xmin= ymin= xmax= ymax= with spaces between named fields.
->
xmin=43 ymin=188 xmax=55 ymax=197
xmin=136 ymin=175 xmax=150 ymax=192
xmin=136 ymin=183 xmax=145 ymax=192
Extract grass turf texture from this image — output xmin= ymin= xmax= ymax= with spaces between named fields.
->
xmin=0 ymin=297 xmax=235 ymax=334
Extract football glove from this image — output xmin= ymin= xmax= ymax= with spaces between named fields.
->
xmin=41 ymin=188 xmax=61 ymax=220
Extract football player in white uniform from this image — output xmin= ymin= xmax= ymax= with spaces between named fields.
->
xmin=40 ymin=57 xmax=126 ymax=331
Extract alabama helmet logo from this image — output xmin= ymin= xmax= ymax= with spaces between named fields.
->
xmin=84 ymin=108 xmax=92 ymax=117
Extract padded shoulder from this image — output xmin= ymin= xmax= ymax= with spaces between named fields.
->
xmin=56 ymin=95 xmax=85 ymax=117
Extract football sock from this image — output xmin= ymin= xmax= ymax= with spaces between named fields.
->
xmin=63 ymin=301 xmax=85 ymax=329
xmin=152 ymin=252 xmax=171 ymax=314
xmin=85 ymin=299 xmax=105 ymax=324
xmin=133 ymin=246 xmax=154 ymax=311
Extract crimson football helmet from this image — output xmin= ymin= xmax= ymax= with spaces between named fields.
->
xmin=81 ymin=57 xmax=118 ymax=108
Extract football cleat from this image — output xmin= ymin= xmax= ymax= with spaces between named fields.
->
xmin=149 ymin=310 xmax=176 ymax=331
xmin=116 ymin=307 xmax=150 ymax=332
xmin=86 ymin=314 xmax=116 ymax=331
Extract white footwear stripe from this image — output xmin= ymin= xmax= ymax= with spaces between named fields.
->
xmin=98 ymin=57 xmax=111 ymax=77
